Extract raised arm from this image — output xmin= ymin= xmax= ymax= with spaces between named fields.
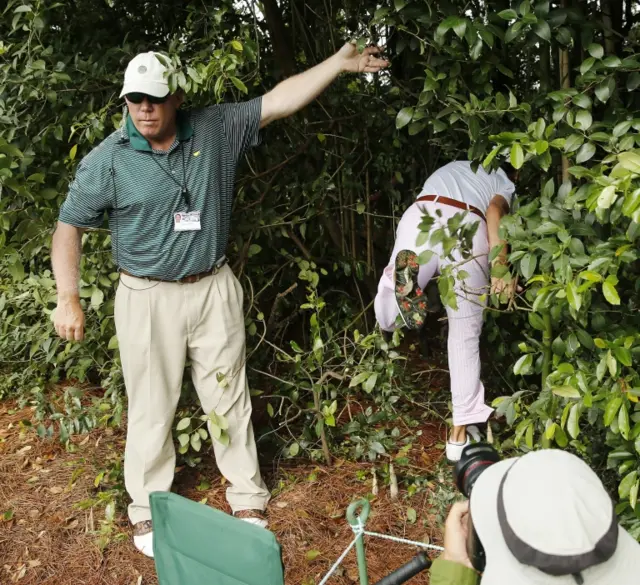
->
xmin=260 ymin=43 xmax=388 ymax=128
xmin=52 ymin=221 xmax=86 ymax=341
xmin=486 ymin=194 xmax=513 ymax=296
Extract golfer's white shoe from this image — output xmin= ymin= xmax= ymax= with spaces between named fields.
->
xmin=446 ymin=437 xmax=470 ymax=462
xmin=133 ymin=521 xmax=154 ymax=558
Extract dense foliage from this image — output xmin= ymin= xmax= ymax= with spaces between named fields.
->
xmin=1 ymin=0 xmax=639 ymax=537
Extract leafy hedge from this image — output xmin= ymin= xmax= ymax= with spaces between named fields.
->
xmin=1 ymin=0 xmax=639 ymax=536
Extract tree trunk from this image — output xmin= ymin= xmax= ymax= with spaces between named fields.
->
xmin=262 ymin=0 xmax=296 ymax=78
xmin=560 ymin=0 xmax=571 ymax=183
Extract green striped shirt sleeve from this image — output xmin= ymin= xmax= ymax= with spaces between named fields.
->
xmin=59 ymin=145 xmax=114 ymax=229
xmin=214 ymin=97 xmax=263 ymax=163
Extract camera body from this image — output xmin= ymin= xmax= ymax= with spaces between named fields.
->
xmin=454 ymin=442 xmax=501 ymax=572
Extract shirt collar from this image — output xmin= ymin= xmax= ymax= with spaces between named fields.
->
xmin=125 ymin=110 xmax=194 ymax=152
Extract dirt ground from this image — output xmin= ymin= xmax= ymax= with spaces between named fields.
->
xmin=0 ymin=396 xmax=450 ymax=585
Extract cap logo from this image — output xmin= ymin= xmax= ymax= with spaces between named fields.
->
xmin=138 ymin=65 xmax=147 ymax=74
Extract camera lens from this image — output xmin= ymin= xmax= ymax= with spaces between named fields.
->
xmin=454 ymin=443 xmax=501 ymax=498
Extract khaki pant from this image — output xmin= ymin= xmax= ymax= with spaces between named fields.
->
xmin=115 ymin=264 xmax=270 ymax=525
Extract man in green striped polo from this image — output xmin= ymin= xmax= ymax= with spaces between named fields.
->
xmin=51 ymin=46 xmax=388 ymax=557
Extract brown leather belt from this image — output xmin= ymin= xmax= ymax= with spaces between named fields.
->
xmin=416 ymin=194 xmax=486 ymax=222
xmin=121 ymin=259 xmax=227 ymax=284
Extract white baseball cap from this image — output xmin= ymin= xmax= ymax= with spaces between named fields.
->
xmin=470 ymin=449 xmax=640 ymax=584
xmin=120 ymin=51 xmax=170 ymax=98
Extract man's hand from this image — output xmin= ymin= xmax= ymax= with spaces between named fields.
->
xmin=337 ymin=43 xmax=389 ymax=73
xmin=54 ymin=297 xmax=85 ymax=341
xmin=442 ymin=500 xmax=473 ymax=569
xmin=491 ymin=275 xmax=517 ymax=297
xmin=260 ymin=42 xmax=389 ymax=127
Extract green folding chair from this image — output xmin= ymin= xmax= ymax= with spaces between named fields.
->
xmin=150 ymin=492 xmax=285 ymax=585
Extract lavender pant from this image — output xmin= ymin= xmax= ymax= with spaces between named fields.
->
xmin=374 ymin=200 xmax=494 ymax=426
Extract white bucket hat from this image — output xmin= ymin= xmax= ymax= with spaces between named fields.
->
xmin=470 ymin=449 xmax=640 ymax=585
xmin=120 ymin=51 xmax=169 ymax=98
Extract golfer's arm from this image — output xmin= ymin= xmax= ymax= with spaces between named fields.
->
xmin=52 ymin=221 xmax=85 ymax=301
xmin=486 ymin=195 xmax=510 ymax=266
xmin=260 ymin=53 xmax=344 ymax=127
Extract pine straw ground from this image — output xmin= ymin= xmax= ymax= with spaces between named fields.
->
xmin=0 ymin=398 xmax=450 ymax=585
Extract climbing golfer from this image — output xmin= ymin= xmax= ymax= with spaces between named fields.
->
xmin=374 ymin=161 xmax=517 ymax=462
xmin=51 ymin=46 xmax=388 ymax=556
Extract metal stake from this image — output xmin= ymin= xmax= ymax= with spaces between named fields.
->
xmin=347 ymin=499 xmax=371 ymax=585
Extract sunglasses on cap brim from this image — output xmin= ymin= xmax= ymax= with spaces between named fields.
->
xmin=125 ymin=92 xmax=170 ymax=104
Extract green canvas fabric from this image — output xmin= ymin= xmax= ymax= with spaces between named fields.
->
xmin=150 ymin=492 xmax=284 ymax=585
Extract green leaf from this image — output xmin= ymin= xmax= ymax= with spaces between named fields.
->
xmin=107 ymin=335 xmax=119 ymax=350
xmin=575 ymin=110 xmax=592 ymax=131
xmin=90 ymin=287 xmax=104 ymax=309
xmin=289 ymin=442 xmax=300 ymax=457
xmin=545 ymin=422 xmax=558 ymax=440
xmin=510 ymin=143 xmax=524 ymax=169
xmin=552 ymin=336 xmax=566 ymax=356
xmin=618 ymin=152 xmax=640 ymax=174
xmin=619 ymin=471 xmax=638 ymax=499
xmin=248 ymin=243 xmax=262 ymax=257
xmin=306 ymin=550 xmax=322 ymax=562
xmin=69 ymin=144 xmax=78 ymax=160
xmin=534 ymin=21 xmax=551 ymax=42
xmin=209 ymin=423 xmax=222 ymax=440
xmin=452 ymin=18 xmax=467 ymax=39
xmin=588 ymin=44 xmax=604 ymax=59
xmin=176 ymin=417 xmax=191 ymax=431
xmin=576 ymin=142 xmax=596 ymax=164
xmin=217 ymin=430 xmax=230 ymax=447
xmin=498 ymin=9 xmax=518 ymax=20
xmin=417 ymin=250 xmax=434 ymax=265
xmin=597 ymin=186 xmax=617 ymax=209
xmin=520 ymin=253 xmax=537 ymax=280
xmin=267 ymin=403 xmax=275 ymax=418
xmin=396 ymin=107 xmax=414 ymax=129
xmin=470 ymin=38 xmax=483 ymax=61
xmin=619 ymin=403 xmax=630 ymax=440
xmin=580 ymin=57 xmax=596 ymax=75
xmin=552 ymin=386 xmax=580 ymax=399
xmin=595 ymin=79 xmax=613 ymax=103
xmin=566 ymin=282 xmax=581 ymax=311
xmin=573 ymin=94 xmax=593 ymax=109
xmin=514 ymin=354 xmax=533 ymax=376
xmin=604 ymin=397 xmax=622 ymax=427
xmin=178 ymin=433 xmax=190 ymax=447
xmin=350 ymin=372 xmax=370 ymax=388
xmin=505 ymin=22 xmax=524 ymax=43
xmin=190 ymin=432 xmax=202 ymax=452
xmin=607 ymin=350 xmax=617 ymax=377
xmin=627 ymin=72 xmax=640 ymax=92
xmin=602 ymin=281 xmax=621 ymax=305
xmin=613 ymin=347 xmax=632 ymax=367
xmin=603 ymin=56 xmax=622 ymax=68
xmin=230 ymin=40 xmax=243 ymax=52
xmin=630 ymin=481 xmax=639 ymax=510
xmin=567 ymin=404 xmax=580 ymax=439
xmin=7 ymin=259 xmax=25 ymax=282
xmin=612 ymin=121 xmax=632 ymax=138
xmin=363 ymin=372 xmax=378 ymax=393
xmin=406 ymin=507 xmax=417 ymax=524
xmin=231 ymin=76 xmax=248 ymax=94
xmin=580 ymin=271 xmax=602 ymax=283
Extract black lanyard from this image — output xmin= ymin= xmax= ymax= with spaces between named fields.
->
xmin=149 ymin=142 xmax=191 ymax=209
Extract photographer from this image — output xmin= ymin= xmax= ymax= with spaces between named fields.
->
xmin=430 ymin=448 xmax=640 ymax=584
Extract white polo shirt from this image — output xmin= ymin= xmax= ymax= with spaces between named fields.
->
xmin=418 ymin=161 xmax=515 ymax=214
